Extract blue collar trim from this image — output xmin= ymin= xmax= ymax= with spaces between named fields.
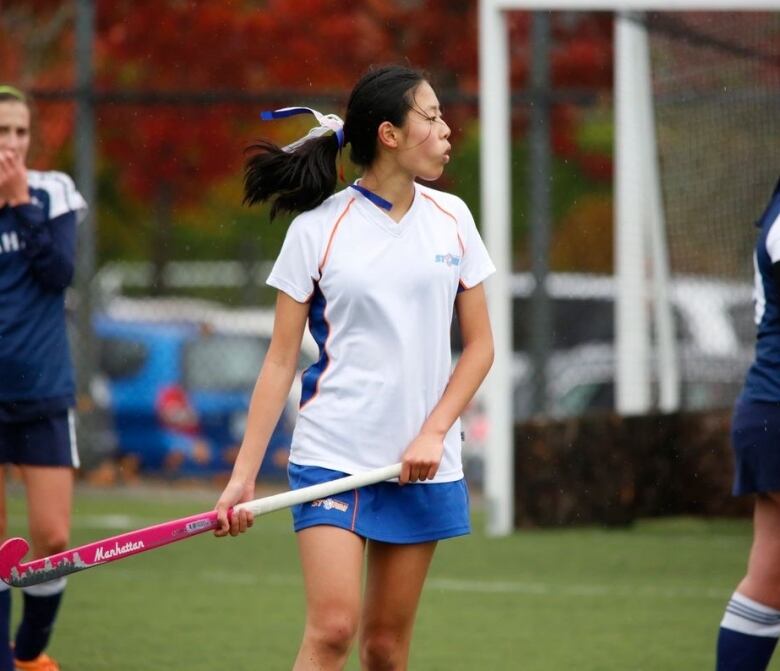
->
xmin=349 ymin=183 xmax=392 ymax=211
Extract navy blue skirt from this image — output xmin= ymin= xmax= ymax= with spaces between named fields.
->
xmin=287 ymin=463 xmax=471 ymax=544
xmin=0 ymin=409 xmax=79 ymax=468
xmin=731 ymin=399 xmax=780 ymax=495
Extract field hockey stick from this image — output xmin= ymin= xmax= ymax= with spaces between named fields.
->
xmin=0 ymin=462 xmax=402 ymax=588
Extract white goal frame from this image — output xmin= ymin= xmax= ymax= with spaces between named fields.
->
xmin=479 ymin=0 xmax=780 ymax=537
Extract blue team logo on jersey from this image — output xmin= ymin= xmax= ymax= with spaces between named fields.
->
xmin=435 ymin=253 xmax=461 ymax=267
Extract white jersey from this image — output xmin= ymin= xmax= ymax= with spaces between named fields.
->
xmin=267 ymin=182 xmax=495 ymax=482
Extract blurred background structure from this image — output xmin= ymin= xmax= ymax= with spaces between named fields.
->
xmin=1 ymin=2 xmax=778 ymax=523
xmin=479 ymin=0 xmax=780 ymax=535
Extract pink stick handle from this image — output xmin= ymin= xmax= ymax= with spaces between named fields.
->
xmin=0 ymin=511 xmax=220 ymax=587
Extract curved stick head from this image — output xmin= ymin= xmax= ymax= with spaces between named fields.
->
xmin=0 ymin=537 xmax=30 ymax=586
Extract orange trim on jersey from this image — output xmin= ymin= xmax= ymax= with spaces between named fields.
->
xmin=351 ymin=489 xmax=360 ymax=530
xmin=319 ymin=197 xmax=355 ymax=275
xmin=421 ymin=192 xmax=465 ymax=257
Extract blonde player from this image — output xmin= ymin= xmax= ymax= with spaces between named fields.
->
xmin=0 ymin=85 xmax=85 ymax=671
xmin=215 ymin=65 xmax=494 ymax=670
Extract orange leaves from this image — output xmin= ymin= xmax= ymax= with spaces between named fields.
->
xmin=4 ymin=1 xmax=618 ymax=204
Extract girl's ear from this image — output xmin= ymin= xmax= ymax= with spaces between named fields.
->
xmin=377 ymin=120 xmax=400 ymax=150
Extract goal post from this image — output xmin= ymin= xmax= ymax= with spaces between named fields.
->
xmin=479 ymin=0 xmax=779 ymax=537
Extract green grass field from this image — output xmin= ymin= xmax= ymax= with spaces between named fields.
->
xmin=4 ymin=484 xmax=770 ymax=670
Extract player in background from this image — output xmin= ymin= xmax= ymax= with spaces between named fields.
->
xmin=0 ymin=85 xmax=86 ymax=671
xmin=214 ymin=64 xmax=495 ymax=670
xmin=716 ymin=177 xmax=780 ymax=671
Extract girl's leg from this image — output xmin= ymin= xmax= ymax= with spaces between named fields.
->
xmin=717 ymin=492 xmax=780 ymax=671
xmin=14 ymin=466 xmax=73 ymax=664
xmin=21 ymin=466 xmax=73 ymax=560
xmin=294 ymin=526 xmax=365 ymax=671
xmin=738 ymin=492 xmax=780 ymax=606
xmin=359 ymin=540 xmax=437 ymax=671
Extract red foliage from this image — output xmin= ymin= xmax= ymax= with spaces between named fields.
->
xmin=0 ymin=2 xmax=75 ymax=167
xmin=4 ymin=1 xmax=616 ymax=201
xmin=94 ymin=0 xmax=491 ymax=203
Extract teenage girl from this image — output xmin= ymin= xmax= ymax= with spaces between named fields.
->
xmin=215 ymin=65 xmax=495 ymax=671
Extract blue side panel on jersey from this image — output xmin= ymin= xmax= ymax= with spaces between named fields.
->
xmin=300 ymin=283 xmax=329 ymax=407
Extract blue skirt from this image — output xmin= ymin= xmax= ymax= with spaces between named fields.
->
xmin=287 ymin=463 xmax=471 ymax=544
xmin=731 ymin=399 xmax=780 ymax=495
xmin=0 ymin=409 xmax=78 ymax=467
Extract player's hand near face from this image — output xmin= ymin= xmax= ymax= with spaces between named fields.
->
xmin=0 ymin=149 xmax=29 ymax=206
xmin=400 ymin=431 xmax=444 ymax=484
xmin=214 ymin=478 xmax=256 ymax=537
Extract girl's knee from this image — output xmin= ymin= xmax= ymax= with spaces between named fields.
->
xmin=33 ymin=529 xmax=68 ymax=557
xmin=305 ymin=611 xmax=359 ymax=657
xmin=360 ymin=629 xmax=407 ymax=671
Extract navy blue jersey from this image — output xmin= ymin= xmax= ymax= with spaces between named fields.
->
xmin=742 ymin=177 xmax=780 ymax=402
xmin=0 ymin=170 xmax=85 ymax=418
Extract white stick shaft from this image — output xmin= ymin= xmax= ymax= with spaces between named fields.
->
xmin=236 ymin=463 xmax=402 ymax=517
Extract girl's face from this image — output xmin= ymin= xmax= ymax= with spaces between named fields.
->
xmin=0 ymin=101 xmax=31 ymax=164
xmin=396 ymin=81 xmax=451 ymax=182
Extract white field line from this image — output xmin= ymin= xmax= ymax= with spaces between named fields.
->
xmin=82 ymin=564 xmax=731 ymax=601
xmin=100 ymin=567 xmax=729 ymax=601
xmin=198 ymin=571 xmax=727 ymax=601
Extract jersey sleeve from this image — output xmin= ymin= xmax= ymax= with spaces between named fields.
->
xmin=15 ymin=208 xmax=77 ymax=291
xmin=456 ymin=199 xmax=496 ymax=289
xmin=28 ymin=171 xmax=88 ymax=222
xmin=266 ymin=214 xmax=323 ymax=303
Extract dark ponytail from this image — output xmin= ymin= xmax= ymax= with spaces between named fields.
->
xmin=243 ymin=64 xmax=426 ymax=220
xmin=244 ymin=133 xmax=339 ymax=220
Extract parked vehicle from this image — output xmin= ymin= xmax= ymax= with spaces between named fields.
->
xmin=508 ymin=272 xmax=754 ymax=356
xmin=94 ymin=300 xmax=317 ymax=478
xmin=510 ymin=342 xmax=752 ymax=421
xmin=504 ymin=272 xmax=754 ymax=415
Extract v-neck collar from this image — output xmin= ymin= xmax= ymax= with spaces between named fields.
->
xmin=350 ymin=180 xmax=419 ymax=237
xmin=349 ymin=183 xmax=392 ymax=211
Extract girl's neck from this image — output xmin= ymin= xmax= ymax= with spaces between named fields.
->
xmin=358 ymin=169 xmax=415 ymax=223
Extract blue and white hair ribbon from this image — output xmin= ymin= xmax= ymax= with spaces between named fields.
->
xmin=261 ymin=107 xmax=345 ymax=152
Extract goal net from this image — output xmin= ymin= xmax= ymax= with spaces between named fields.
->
xmin=478 ymin=2 xmax=780 ymax=535
xmin=649 ymin=11 xmax=780 ymax=280
xmin=647 ymin=10 xmax=780 ymax=405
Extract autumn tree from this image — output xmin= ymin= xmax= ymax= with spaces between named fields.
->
xmin=3 ymin=0 xmax=617 ymax=281
xmin=0 ymin=1 xmax=79 ymax=166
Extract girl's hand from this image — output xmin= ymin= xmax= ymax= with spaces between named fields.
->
xmin=214 ymin=477 xmax=256 ymax=537
xmin=0 ymin=150 xmax=29 ymax=206
xmin=400 ymin=431 xmax=444 ymax=484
